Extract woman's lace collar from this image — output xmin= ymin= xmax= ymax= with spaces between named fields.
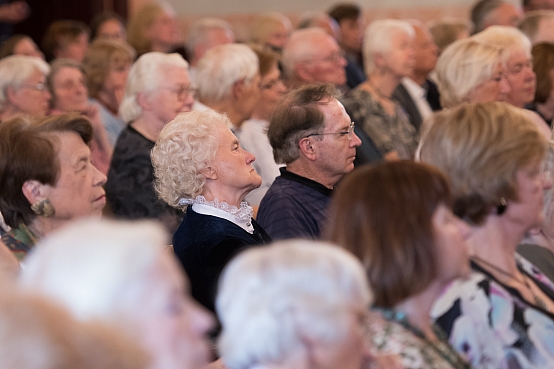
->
xmin=178 ymin=196 xmax=253 ymax=223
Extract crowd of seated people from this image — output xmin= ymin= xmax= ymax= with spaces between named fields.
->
xmin=4 ymin=1 xmax=554 ymax=368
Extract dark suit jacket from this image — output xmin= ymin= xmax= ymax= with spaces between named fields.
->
xmin=392 ymin=82 xmax=423 ymax=132
xmin=173 ymin=206 xmax=271 ymax=313
xmin=425 ymin=79 xmax=442 ymax=111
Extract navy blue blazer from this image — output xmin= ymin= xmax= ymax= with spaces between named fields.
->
xmin=173 ymin=206 xmax=271 ymax=313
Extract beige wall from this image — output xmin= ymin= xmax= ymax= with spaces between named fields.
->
xmin=128 ymin=0 xmax=520 ymax=41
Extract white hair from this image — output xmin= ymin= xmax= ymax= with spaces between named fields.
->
xmin=281 ymin=27 xmax=333 ymax=80
xmin=363 ymin=19 xmax=415 ymax=74
xmin=19 ymin=218 xmax=168 ymax=324
xmin=195 ymin=43 xmax=258 ymax=104
xmin=118 ymin=52 xmax=189 ymax=123
xmin=216 ymin=240 xmax=372 ymax=369
xmin=473 ymin=25 xmax=532 ymax=62
xmin=0 ymin=55 xmax=50 ymax=110
xmin=185 ymin=17 xmax=234 ymax=58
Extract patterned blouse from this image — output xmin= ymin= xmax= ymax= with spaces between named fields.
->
xmin=341 ymin=88 xmax=419 ymax=159
xmin=367 ymin=308 xmax=472 ymax=369
xmin=1 ymin=223 xmax=38 ymax=261
xmin=431 ymin=255 xmax=554 ymax=369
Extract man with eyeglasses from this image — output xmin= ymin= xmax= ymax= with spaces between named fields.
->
xmin=281 ymin=27 xmax=347 ymax=89
xmin=256 ymin=84 xmax=361 ymax=240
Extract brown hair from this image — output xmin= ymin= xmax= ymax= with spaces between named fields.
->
xmin=268 ymin=83 xmax=338 ymax=164
xmin=0 ymin=35 xmax=29 ymax=59
xmin=247 ymin=43 xmax=280 ymax=77
xmin=41 ymin=20 xmax=90 ymax=62
xmin=83 ymin=39 xmax=135 ymax=99
xmin=326 ymin=161 xmax=452 ymax=307
xmin=0 ymin=114 xmax=93 ymax=228
xmin=532 ymin=42 xmax=554 ymax=103
xmin=47 ymin=58 xmax=87 ymax=109
xmin=420 ymin=102 xmax=546 ymax=224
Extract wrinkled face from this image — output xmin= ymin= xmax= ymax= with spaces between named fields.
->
xmin=9 ymin=68 xmax=51 ymax=116
xmin=57 ymin=33 xmax=89 ymax=63
xmin=311 ymin=99 xmax=361 ymax=186
xmin=147 ymin=11 xmax=181 ymax=49
xmin=257 ymin=64 xmax=287 ymax=119
xmin=309 ymin=306 xmax=371 ymax=369
xmin=52 ymin=66 xmax=89 ymax=112
xmin=433 ymin=204 xmax=471 ymax=283
xmin=44 ymin=132 xmax=107 ymax=220
xmin=13 ymin=37 xmax=44 ymax=59
xmin=299 ymin=34 xmax=347 ymax=86
xmin=504 ymin=161 xmax=551 ymax=232
xmin=135 ymin=253 xmax=214 ymax=369
xmin=413 ymin=26 xmax=438 ymax=76
xmin=96 ymin=19 xmax=127 ymax=41
xmin=505 ymin=50 xmax=536 ymax=108
xmin=383 ymin=30 xmax=415 ymax=78
xmin=338 ymin=17 xmax=363 ymax=53
xmin=146 ymin=66 xmax=194 ymax=127
xmin=209 ymin=123 xmax=262 ymax=200
xmin=467 ymin=64 xmax=510 ymax=103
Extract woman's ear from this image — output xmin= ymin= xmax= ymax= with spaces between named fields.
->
xmin=137 ymin=92 xmax=152 ymax=111
xmin=200 ymin=165 xmax=218 ymax=180
xmin=21 ymin=180 xmax=47 ymax=205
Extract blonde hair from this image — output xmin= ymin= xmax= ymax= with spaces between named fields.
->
xmin=152 ymin=110 xmax=226 ymax=208
xmin=435 ymin=38 xmax=504 ymax=108
xmin=249 ymin=12 xmax=291 ymax=45
xmin=420 ymin=102 xmax=546 ymax=224
xmin=127 ymin=3 xmax=167 ymax=56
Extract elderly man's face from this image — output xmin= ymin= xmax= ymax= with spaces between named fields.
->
xmin=310 ymin=98 xmax=361 ymax=187
xmin=298 ymin=35 xmax=347 ymax=86
xmin=413 ymin=25 xmax=438 ymax=77
xmin=487 ymin=3 xmax=523 ymax=28
xmin=147 ymin=66 xmax=194 ymax=126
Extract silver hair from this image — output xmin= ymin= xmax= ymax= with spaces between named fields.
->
xmin=118 ymin=52 xmax=189 ymax=123
xmin=0 ymin=55 xmax=50 ymax=110
xmin=217 ymin=239 xmax=372 ymax=369
xmin=185 ymin=17 xmax=234 ymax=59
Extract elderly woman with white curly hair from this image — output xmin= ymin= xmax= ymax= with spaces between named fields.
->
xmin=216 ymin=239 xmax=372 ymax=369
xmin=151 ymin=110 xmax=271 ymax=314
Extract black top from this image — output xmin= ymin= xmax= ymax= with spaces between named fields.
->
xmin=105 ymin=125 xmax=183 ymax=233
xmin=173 ymin=206 xmax=271 ymax=313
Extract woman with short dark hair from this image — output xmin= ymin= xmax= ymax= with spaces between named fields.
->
xmin=0 ymin=114 xmax=106 ymax=263
xmin=327 ymin=161 xmax=471 ymax=369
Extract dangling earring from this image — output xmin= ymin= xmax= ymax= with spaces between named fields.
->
xmin=496 ymin=197 xmax=508 ymax=215
xmin=31 ymin=198 xmax=55 ymax=217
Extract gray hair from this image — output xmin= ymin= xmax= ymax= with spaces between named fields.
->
xmin=152 ymin=110 xmax=225 ymax=206
xmin=0 ymin=55 xmax=49 ymax=110
xmin=471 ymin=0 xmax=505 ymax=34
xmin=119 ymin=52 xmax=189 ymax=123
xmin=19 ymin=219 xmax=168 ymax=324
xmin=473 ymin=25 xmax=531 ymax=62
xmin=217 ymin=239 xmax=372 ymax=369
xmin=281 ymin=27 xmax=334 ymax=80
xmin=185 ymin=17 xmax=234 ymax=59
xmin=195 ymin=43 xmax=258 ymax=104
xmin=363 ymin=19 xmax=415 ymax=75
xmin=435 ymin=37 xmax=504 ymax=108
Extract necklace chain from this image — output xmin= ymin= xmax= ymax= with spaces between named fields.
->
xmin=472 ymin=256 xmax=550 ymax=312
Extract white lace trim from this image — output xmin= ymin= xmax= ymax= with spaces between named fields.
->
xmin=178 ymin=195 xmax=253 ymax=222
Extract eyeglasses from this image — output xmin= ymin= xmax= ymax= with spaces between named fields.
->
xmin=306 ymin=122 xmax=356 ymax=140
xmin=259 ymin=78 xmax=284 ymax=90
xmin=303 ymin=50 xmax=346 ymax=64
xmin=163 ymin=85 xmax=198 ymax=99
xmin=20 ymin=83 xmax=48 ymax=92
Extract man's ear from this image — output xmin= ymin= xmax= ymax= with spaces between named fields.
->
xmin=299 ymin=137 xmax=317 ymax=161
xmin=5 ymin=86 xmax=18 ymax=106
xmin=295 ymin=62 xmax=313 ymax=83
xmin=231 ymin=79 xmax=244 ymax=100
xmin=21 ymin=180 xmax=48 ymax=205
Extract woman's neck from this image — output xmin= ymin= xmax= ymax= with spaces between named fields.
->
xmin=393 ymin=282 xmax=443 ymax=340
xmin=468 ymin=215 xmax=524 ymax=275
xmin=28 ymin=217 xmax=63 ymax=239
xmin=365 ymin=71 xmax=402 ymax=99
xmin=130 ymin=116 xmax=162 ymax=142
xmin=200 ymin=186 xmax=246 ymax=208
